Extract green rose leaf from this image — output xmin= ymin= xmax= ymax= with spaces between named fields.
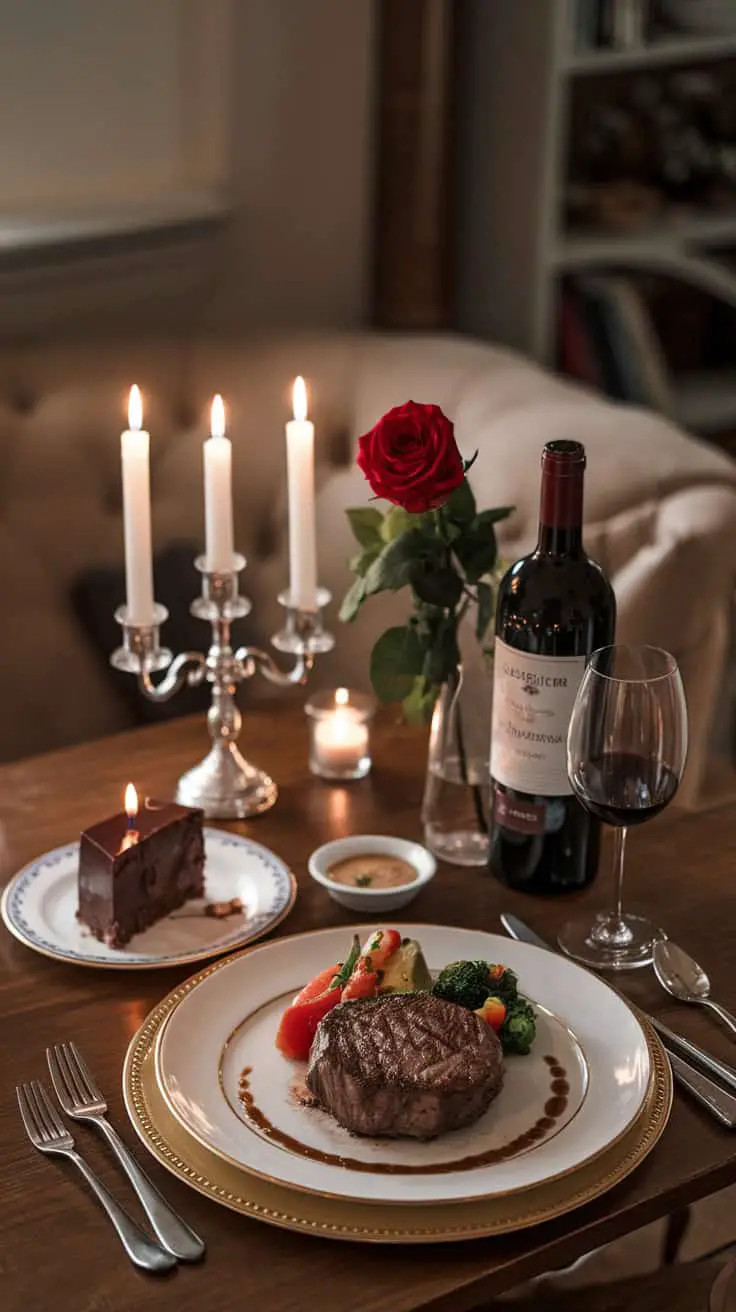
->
xmin=410 ymin=560 xmax=464 ymax=610
xmin=476 ymin=581 xmax=494 ymax=643
xmin=444 ymin=479 xmax=476 ymax=525
xmin=474 ymin=506 xmax=515 ymax=529
xmin=346 ymin=507 xmax=384 ymax=548
xmin=454 ymin=522 xmax=498 ymax=585
xmin=348 ymin=543 xmax=383 ymax=577
xmin=380 ymin=506 xmax=417 ymax=542
xmin=339 ymin=575 xmax=366 ymax=623
xmin=402 ymin=676 xmax=439 ymax=725
xmin=365 ymin=528 xmax=437 ymax=597
xmin=370 ymin=625 xmax=425 ymax=704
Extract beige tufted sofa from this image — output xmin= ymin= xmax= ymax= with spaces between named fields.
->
xmin=2 ymin=330 xmax=736 ymax=805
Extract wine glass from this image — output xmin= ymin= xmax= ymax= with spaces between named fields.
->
xmin=558 ymin=644 xmax=688 ymax=971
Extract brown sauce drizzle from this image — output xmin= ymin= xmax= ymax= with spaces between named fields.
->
xmin=237 ymin=1053 xmax=570 ymax=1175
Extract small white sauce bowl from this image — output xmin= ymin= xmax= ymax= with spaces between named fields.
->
xmin=308 ymin=835 xmax=437 ymax=913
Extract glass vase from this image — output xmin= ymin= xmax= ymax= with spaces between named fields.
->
xmin=421 ymin=662 xmax=492 ymax=867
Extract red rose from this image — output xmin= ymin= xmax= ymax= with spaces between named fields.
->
xmin=357 ymin=401 xmax=465 ymax=514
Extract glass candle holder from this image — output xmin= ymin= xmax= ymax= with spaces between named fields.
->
xmin=305 ymin=688 xmax=376 ymax=780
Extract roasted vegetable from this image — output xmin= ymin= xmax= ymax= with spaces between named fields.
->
xmin=486 ymin=964 xmax=519 ymax=1005
xmin=475 ymin=996 xmax=506 ymax=1033
xmin=343 ymin=958 xmax=381 ymax=1000
xmin=275 ymin=963 xmax=345 ymax=1059
xmin=500 ymin=998 xmax=537 ymax=1056
xmin=380 ymin=939 xmax=433 ymax=994
xmin=357 ymin=928 xmax=402 ymax=972
xmin=432 ymin=960 xmax=491 ymax=1012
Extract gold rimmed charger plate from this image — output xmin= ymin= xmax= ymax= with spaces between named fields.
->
xmin=123 ymin=989 xmax=673 ymax=1243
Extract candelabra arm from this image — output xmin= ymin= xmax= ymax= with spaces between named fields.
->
xmin=234 ymin=646 xmax=311 ymax=688
xmin=138 ymin=652 xmax=207 ymax=703
xmin=110 ymin=574 xmax=334 ymax=819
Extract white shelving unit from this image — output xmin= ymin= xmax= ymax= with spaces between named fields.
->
xmin=455 ymin=0 xmax=736 ymax=374
xmin=565 ymin=29 xmax=736 ymax=73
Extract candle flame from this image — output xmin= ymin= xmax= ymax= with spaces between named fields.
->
xmin=211 ymin=393 xmax=226 ymax=439
xmin=335 ymin=687 xmax=349 ymax=707
xmin=125 ymin=783 xmax=138 ymax=821
xmin=128 ymin=385 xmax=143 ymax=432
xmin=292 ymin=376 xmax=308 ymax=423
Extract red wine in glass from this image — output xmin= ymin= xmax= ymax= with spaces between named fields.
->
xmin=559 ymin=645 xmax=688 ymax=970
xmin=572 ymin=752 xmax=680 ymax=828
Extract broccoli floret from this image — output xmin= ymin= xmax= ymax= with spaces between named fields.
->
xmin=500 ymin=998 xmax=537 ymax=1056
xmin=432 ymin=960 xmax=490 ymax=1012
xmin=487 ymin=965 xmax=519 ymax=1005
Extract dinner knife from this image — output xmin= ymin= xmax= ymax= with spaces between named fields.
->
xmin=500 ymin=913 xmax=736 ymax=1130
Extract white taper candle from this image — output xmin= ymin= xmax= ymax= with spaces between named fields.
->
xmin=286 ymin=376 xmax=317 ymax=610
xmin=203 ymin=393 xmax=235 ymax=572
xmin=121 ymin=384 xmax=155 ymax=625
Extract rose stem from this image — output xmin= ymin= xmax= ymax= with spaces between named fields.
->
xmin=454 ymin=692 xmax=488 ymax=835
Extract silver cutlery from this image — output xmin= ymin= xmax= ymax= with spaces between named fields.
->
xmin=46 ymin=1041 xmax=205 ymax=1262
xmin=653 ymin=939 xmax=736 ymax=1042
xmin=16 ymin=1080 xmax=176 ymax=1274
xmin=500 ymin=913 xmax=736 ymax=1130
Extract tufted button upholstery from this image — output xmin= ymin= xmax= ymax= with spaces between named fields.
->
xmin=1 ymin=330 xmax=735 ymax=804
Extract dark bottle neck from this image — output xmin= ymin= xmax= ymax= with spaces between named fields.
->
xmin=536 ymin=440 xmax=585 ymax=557
xmin=537 ymin=522 xmax=583 ymax=554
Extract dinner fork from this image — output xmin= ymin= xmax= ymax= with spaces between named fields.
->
xmin=47 ymin=1041 xmax=205 ymax=1262
xmin=16 ymin=1080 xmax=175 ymax=1274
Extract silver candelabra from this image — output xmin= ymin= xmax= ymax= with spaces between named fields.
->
xmin=111 ymin=554 xmax=334 ymax=819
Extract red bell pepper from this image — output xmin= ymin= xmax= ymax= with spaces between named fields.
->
xmin=355 ymin=928 xmax=402 ymax=973
xmin=275 ymin=937 xmax=362 ymax=1061
xmin=342 ymin=960 xmax=380 ymax=1001
xmin=475 ymin=996 xmax=506 ymax=1033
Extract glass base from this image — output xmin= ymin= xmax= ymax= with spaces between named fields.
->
xmin=424 ymin=824 xmax=490 ymax=868
xmin=557 ymin=912 xmax=665 ymax=971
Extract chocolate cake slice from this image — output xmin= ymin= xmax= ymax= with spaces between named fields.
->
xmin=77 ymin=800 xmax=205 ymax=949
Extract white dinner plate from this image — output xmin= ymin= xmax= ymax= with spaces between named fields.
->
xmin=1 ymin=829 xmax=296 ymax=969
xmin=154 ymin=923 xmax=651 ymax=1206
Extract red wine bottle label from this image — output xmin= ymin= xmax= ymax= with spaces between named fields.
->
xmin=490 ymin=638 xmax=586 ymax=795
xmin=492 ymin=787 xmax=546 ymax=834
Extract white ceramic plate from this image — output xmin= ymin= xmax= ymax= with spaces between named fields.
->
xmin=154 ymin=923 xmax=651 ymax=1205
xmin=0 ymin=829 xmax=296 ymax=969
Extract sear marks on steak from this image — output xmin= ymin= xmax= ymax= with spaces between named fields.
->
xmin=306 ymin=993 xmax=504 ymax=1140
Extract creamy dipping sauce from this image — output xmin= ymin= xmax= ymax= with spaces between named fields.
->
xmin=327 ymin=854 xmax=418 ymax=889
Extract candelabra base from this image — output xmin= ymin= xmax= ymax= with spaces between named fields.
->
xmin=174 ymin=741 xmax=277 ymax=820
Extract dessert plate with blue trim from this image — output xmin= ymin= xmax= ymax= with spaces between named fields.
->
xmin=0 ymin=828 xmax=297 ymax=969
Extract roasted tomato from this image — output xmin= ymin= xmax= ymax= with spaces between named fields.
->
xmin=275 ymin=938 xmax=362 ymax=1060
xmin=475 ymin=996 xmax=506 ymax=1033
xmin=356 ymin=928 xmax=402 ymax=973
xmin=342 ymin=960 xmax=380 ymax=1001
xmin=275 ymin=985 xmax=343 ymax=1060
xmin=291 ymin=963 xmax=342 ymax=1006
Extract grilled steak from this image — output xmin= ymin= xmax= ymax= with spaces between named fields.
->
xmin=306 ymin=993 xmax=504 ymax=1139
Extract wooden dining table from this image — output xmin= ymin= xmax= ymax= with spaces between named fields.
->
xmin=2 ymin=703 xmax=736 ymax=1312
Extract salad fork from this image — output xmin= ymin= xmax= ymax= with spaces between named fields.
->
xmin=46 ymin=1041 xmax=205 ymax=1262
xmin=16 ymin=1080 xmax=175 ymax=1274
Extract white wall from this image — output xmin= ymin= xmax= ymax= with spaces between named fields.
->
xmin=213 ymin=0 xmax=374 ymax=330
xmin=0 ymin=0 xmax=375 ymax=334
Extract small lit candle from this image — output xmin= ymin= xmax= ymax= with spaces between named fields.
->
xmin=203 ymin=393 xmax=235 ymax=572
xmin=285 ymin=376 xmax=317 ymax=611
xmin=121 ymin=385 xmax=155 ymax=625
xmin=312 ymin=688 xmax=369 ymax=777
xmin=121 ymin=782 xmax=139 ymax=850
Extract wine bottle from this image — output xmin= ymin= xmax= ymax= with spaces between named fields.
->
xmin=489 ymin=440 xmax=616 ymax=893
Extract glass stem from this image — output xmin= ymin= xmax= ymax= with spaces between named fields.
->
xmin=614 ymin=825 xmax=628 ymax=926
xmin=591 ymin=825 xmax=633 ymax=948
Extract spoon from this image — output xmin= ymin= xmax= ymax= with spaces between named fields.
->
xmin=653 ymin=940 xmax=736 ymax=1041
